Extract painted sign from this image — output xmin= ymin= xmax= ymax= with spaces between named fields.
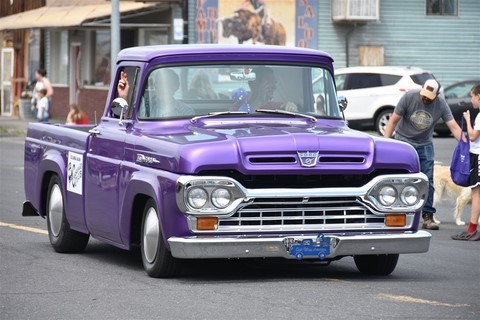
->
xmin=195 ymin=0 xmax=219 ymax=44
xmin=197 ymin=0 xmax=317 ymax=49
xmin=67 ymin=151 xmax=83 ymax=195
xmin=295 ymin=0 xmax=317 ymax=48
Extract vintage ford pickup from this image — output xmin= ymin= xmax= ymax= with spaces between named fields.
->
xmin=23 ymin=44 xmax=431 ymax=277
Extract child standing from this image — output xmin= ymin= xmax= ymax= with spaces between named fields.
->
xmin=452 ymin=83 xmax=480 ymax=241
xmin=36 ymin=88 xmax=49 ymax=122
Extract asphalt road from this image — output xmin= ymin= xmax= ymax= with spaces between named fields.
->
xmin=1 ymin=133 xmax=479 ymax=320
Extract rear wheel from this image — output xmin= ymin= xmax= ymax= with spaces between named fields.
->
xmin=46 ymin=175 xmax=89 ymax=253
xmin=375 ymin=109 xmax=393 ymax=136
xmin=140 ymin=199 xmax=180 ymax=278
xmin=354 ymin=254 xmax=399 ymax=275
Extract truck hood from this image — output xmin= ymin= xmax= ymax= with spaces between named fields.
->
xmin=134 ymin=119 xmax=419 ymax=175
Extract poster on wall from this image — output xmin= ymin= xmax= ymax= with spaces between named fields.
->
xmin=194 ymin=0 xmax=317 ymax=49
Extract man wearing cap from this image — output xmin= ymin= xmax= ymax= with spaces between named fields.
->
xmin=384 ymin=79 xmax=463 ymax=230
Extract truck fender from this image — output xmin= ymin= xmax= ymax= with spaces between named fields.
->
xmin=36 ymin=150 xmax=67 ymax=217
xmin=119 ymin=172 xmax=164 ymax=249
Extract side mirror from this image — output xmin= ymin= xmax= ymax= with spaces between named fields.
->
xmin=338 ymin=95 xmax=348 ymax=112
xmin=111 ymin=97 xmax=128 ymax=126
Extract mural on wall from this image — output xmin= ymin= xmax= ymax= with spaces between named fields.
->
xmin=195 ymin=0 xmax=317 ymax=49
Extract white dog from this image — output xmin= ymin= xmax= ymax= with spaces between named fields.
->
xmin=433 ymin=164 xmax=472 ymax=226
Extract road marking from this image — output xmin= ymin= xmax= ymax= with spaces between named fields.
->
xmin=0 ymin=221 xmax=48 ymax=235
xmin=378 ymin=293 xmax=470 ymax=308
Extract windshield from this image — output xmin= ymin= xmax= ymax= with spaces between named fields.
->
xmin=137 ymin=64 xmax=341 ymax=120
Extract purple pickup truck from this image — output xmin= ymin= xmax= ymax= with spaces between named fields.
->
xmin=23 ymin=44 xmax=431 ymax=277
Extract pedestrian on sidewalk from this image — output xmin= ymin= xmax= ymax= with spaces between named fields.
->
xmin=452 ymin=83 xmax=480 ymax=241
xmin=36 ymin=89 xmax=49 ymax=122
xmin=384 ymin=79 xmax=463 ymax=230
xmin=31 ymin=68 xmax=53 ymax=114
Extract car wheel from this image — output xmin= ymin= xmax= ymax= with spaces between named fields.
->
xmin=140 ymin=199 xmax=180 ymax=278
xmin=46 ymin=175 xmax=89 ymax=253
xmin=354 ymin=254 xmax=399 ymax=275
xmin=375 ymin=109 xmax=393 ymax=136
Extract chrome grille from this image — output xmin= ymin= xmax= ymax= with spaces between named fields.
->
xmin=218 ymin=197 xmax=384 ymax=232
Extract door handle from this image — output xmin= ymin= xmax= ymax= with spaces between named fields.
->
xmin=88 ymin=128 xmax=101 ymax=137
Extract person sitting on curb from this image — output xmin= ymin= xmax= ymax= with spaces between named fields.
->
xmin=66 ymin=104 xmax=89 ymax=125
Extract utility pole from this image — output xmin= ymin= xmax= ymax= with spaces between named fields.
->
xmin=111 ymin=0 xmax=120 ymax=80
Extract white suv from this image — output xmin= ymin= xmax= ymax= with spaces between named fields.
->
xmin=334 ymin=66 xmax=438 ymax=135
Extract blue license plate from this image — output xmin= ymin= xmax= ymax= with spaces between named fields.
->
xmin=288 ymin=234 xmax=331 ymax=261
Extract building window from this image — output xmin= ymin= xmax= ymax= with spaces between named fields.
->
xmin=49 ymin=30 xmax=69 ymax=85
xmin=426 ymin=0 xmax=458 ymax=16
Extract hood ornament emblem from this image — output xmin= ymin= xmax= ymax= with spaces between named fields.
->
xmin=297 ymin=151 xmax=319 ymax=167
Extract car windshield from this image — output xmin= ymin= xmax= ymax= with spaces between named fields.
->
xmin=136 ymin=64 xmax=341 ymax=120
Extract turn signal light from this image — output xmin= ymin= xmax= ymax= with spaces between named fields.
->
xmin=197 ymin=216 xmax=218 ymax=230
xmin=385 ymin=214 xmax=406 ymax=227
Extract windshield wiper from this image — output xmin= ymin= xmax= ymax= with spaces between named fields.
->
xmin=255 ymin=109 xmax=317 ymax=122
xmin=190 ymin=111 xmax=249 ymax=123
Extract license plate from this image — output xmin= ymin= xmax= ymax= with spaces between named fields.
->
xmin=287 ymin=234 xmax=331 ymax=261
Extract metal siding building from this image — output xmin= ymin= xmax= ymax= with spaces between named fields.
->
xmin=318 ymin=0 xmax=480 ymax=86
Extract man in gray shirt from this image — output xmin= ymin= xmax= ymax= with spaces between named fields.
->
xmin=384 ymin=79 xmax=462 ymax=230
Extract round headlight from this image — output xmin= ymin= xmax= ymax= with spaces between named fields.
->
xmin=378 ymin=185 xmax=397 ymax=206
xmin=187 ymin=187 xmax=208 ymax=209
xmin=400 ymin=186 xmax=419 ymax=206
xmin=211 ymin=188 xmax=232 ymax=209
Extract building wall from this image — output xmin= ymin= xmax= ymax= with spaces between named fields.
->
xmin=50 ymin=86 xmax=108 ymax=122
xmin=318 ymin=0 xmax=480 ymax=86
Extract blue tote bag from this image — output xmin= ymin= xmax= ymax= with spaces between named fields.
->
xmin=450 ymin=119 xmax=471 ymax=187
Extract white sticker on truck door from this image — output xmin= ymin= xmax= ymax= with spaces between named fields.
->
xmin=67 ymin=151 xmax=83 ymax=195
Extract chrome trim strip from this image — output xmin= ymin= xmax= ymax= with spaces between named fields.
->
xmin=188 ymin=215 xmax=415 ymax=233
xmin=168 ymin=231 xmax=432 ymax=259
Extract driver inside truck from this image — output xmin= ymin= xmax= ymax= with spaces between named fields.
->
xmin=243 ymin=66 xmax=299 ymax=113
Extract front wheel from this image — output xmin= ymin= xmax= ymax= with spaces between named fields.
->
xmin=46 ymin=175 xmax=89 ymax=253
xmin=140 ymin=199 xmax=180 ymax=278
xmin=354 ymin=254 xmax=399 ymax=276
xmin=375 ymin=109 xmax=393 ymax=136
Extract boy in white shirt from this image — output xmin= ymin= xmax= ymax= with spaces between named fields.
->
xmin=36 ymin=89 xmax=49 ymax=122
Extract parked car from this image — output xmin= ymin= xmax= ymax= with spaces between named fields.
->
xmin=334 ymin=66 xmax=438 ymax=135
xmin=434 ymin=79 xmax=480 ymax=136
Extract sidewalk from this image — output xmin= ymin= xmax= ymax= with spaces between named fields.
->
xmin=0 ymin=115 xmax=63 ymax=136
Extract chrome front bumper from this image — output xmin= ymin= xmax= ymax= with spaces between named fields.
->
xmin=168 ymin=231 xmax=431 ymax=259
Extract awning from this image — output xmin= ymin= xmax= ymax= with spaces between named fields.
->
xmin=0 ymin=3 xmax=158 ymax=31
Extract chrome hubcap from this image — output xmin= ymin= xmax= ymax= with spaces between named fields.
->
xmin=48 ymin=184 xmax=63 ymax=237
xmin=143 ymin=207 xmax=159 ymax=264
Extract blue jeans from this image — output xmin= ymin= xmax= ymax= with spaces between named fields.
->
xmin=414 ymin=143 xmax=436 ymax=216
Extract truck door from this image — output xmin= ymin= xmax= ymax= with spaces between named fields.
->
xmin=84 ymin=66 xmax=139 ymax=243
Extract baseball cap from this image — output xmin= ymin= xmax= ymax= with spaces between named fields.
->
xmin=420 ymin=79 xmax=440 ymax=100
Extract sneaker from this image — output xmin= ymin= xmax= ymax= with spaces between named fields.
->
xmin=422 ymin=218 xmax=440 ymax=230
xmin=451 ymin=230 xmax=480 ymax=241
